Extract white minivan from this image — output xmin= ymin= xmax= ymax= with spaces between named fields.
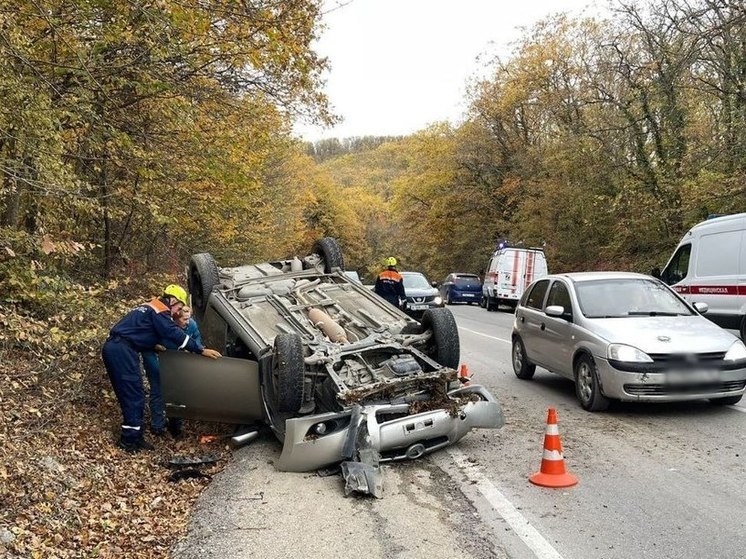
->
xmin=482 ymin=246 xmax=548 ymax=311
xmin=657 ymin=213 xmax=746 ymax=339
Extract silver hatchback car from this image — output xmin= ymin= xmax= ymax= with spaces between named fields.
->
xmin=512 ymin=272 xmax=746 ymax=411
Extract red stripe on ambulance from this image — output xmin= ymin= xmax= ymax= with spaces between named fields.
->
xmin=526 ymin=251 xmax=535 ymax=287
xmin=674 ymin=285 xmax=743 ymax=295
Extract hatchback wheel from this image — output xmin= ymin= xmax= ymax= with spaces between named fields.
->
xmin=512 ymin=337 xmax=535 ymax=380
xmin=574 ymin=354 xmax=609 ymax=411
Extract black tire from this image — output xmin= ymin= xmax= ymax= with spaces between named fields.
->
xmin=479 ymin=296 xmax=486 ymax=308
xmin=421 ymin=308 xmax=460 ymax=369
xmin=710 ymin=394 xmax=743 ymax=406
xmin=486 ymin=296 xmax=498 ymax=312
xmin=311 ymin=237 xmax=344 ymax=272
xmin=272 ymin=333 xmax=305 ymax=413
xmin=445 ymin=290 xmax=453 ymax=305
xmin=512 ymin=337 xmax=535 ymax=379
xmin=189 ymin=253 xmax=219 ymax=320
xmin=574 ymin=354 xmax=609 ymax=411
xmin=740 ymin=316 xmax=746 ymax=342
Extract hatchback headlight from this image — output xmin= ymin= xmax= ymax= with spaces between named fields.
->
xmin=434 ymin=296 xmax=443 ymax=305
xmin=607 ymin=343 xmax=653 ymax=362
xmin=724 ymin=340 xmax=746 ymax=361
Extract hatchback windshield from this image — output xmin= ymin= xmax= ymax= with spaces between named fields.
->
xmin=403 ymin=273 xmax=431 ymax=289
xmin=575 ymin=278 xmax=693 ymax=318
xmin=454 ymin=275 xmax=481 ymax=287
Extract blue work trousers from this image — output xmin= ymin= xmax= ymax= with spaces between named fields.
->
xmin=142 ymin=351 xmax=166 ymax=431
xmin=101 ymin=338 xmax=145 ymax=445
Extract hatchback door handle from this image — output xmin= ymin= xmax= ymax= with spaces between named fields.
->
xmin=540 ymin=323 xmax=546 ymax=331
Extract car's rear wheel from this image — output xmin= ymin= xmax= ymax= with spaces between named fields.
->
xmin=311 ymin=237 xmax=345 ymax=273
xmin=479 ymin=296 xmax=486 ymax=308
xmin=709 ymin=394 xmax=743 ymax=406
xmin=486 ymin=296 xmax=498 ymax=311
xmin=421 ymin=308 xmax=460 ymax=369
xmin=188 ymin=253 xmax=219 ymax=320
xmin=445 ymin=291 xmax=453 ymax=305
xmin=574 ymin=354 xmax=609 ymax=411
xmin=512 ymin=337 xmax=535 ymax=379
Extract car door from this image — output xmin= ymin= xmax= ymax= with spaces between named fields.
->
xmin=159 ymin=303 xmax=264 ymax=424
xmin=516 ymin=279 xmax=550 ymax=365
xmin=539 ymin=280 xmax=575 ymax=376
xmin=160 ymin=351 xmax=263 ymax=423
xmin=441 ymin=274 xmax=454 ymax=300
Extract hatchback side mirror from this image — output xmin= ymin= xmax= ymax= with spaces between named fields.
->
xmin=545 ymin=305 xmax=565 ymax=317
xmin=650 ymin=267 xmax=661 ymax=279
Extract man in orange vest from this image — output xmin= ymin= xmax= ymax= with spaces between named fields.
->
xmin=101 ymin=284 xmax=222 ymax=453
xmin=374 ymin=257 xmax=407 ymax=309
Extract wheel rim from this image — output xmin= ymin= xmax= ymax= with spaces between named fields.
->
xmin=577 ymin=361 xmax=593 ymax=403
xmin=513 ymin=342 xmax=523 ymax=371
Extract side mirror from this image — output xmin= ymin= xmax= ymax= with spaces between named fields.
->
xmin=546 ymin=305 xmax=573 ymax=321
xmin=692 ymin=301 xmax=708 ymax=314
xmin=650 ymin=267 xmax=661 ymax=279
xmin=431 ymin=281 xmax=438 ymax=288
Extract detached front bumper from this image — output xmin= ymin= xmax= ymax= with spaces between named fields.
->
xmin=277 ymin=384 xmax=505 ymax=472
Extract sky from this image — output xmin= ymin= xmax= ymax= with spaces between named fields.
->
xmin=294 ymin=0 xmax=607 ymax=142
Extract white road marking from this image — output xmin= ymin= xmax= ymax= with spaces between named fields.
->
xmin=447 ymin=448 xmax=565 ymax=559
xmin=458 ymin=326 xmax=511 ymax=345
xmin=729 ymin=405 xmax=746 ymax=413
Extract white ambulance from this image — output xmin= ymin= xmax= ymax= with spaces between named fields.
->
xmin=481 ymin=246 xmax=548 ymax=311
xmin=657 ymin=213 xmax=746 ymax=339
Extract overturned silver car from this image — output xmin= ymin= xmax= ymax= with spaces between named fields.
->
xmin=160 ymin=238 xmax=504 ymax=491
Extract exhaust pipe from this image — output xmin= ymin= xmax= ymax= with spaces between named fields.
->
xmin=230 ymin=430 xmax=260 ymax=448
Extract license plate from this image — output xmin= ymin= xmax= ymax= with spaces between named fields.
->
xmin=666 ymin=369 xmax=718 ymax=384
xmin=462 ymin=293 xmax=476 ymax=297
xmin=409 ymin=304 xmax=427 ymax=311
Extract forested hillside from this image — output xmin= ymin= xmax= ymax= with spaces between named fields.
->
xmin=1 ymin=0 xmax=744 ymax=557
xmin=311 ymin=1 xmax=746 ymax=281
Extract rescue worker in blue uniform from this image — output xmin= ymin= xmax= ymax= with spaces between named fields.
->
xmin=102 ymin=285 xmax=222 ymax=453
xmin=142 ymin=305 xmax=202 ymax=438
xmin=374 ymin=257 xmax=407 ymax=309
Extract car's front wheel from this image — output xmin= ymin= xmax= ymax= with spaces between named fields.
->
xmin=574 ymin=354 xmax=609 ymax=411
xmin=512 ymin=337 xmax=535 ymax=379
xmin=709 ymin=394 xmax=743 ymax=406
xmin=421 ymin=308 xmax=460 ymax=369
xmin=272 ymin=333 xmax=305 ymax=413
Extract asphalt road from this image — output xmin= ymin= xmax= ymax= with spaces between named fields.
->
xmin=173 ymin=305 xmax=746 ymax=559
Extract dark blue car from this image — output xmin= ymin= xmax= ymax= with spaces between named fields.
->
xmin=440 ymin=273 xmax=482 ymax=305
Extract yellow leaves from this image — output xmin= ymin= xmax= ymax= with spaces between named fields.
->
xmin=41 ymin=236 xmax=55 ymax=255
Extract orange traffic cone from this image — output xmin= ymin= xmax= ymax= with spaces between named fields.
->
xmin=529 ymin=408 xmax=578 ymax=488
xmin=458 ymin=364 xmax=472 ymax=385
